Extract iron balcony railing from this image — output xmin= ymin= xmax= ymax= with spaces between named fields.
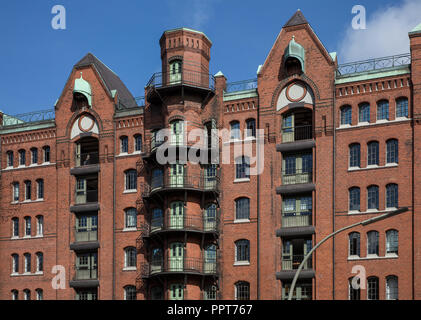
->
xmin=75 ymin=152 xmax=99 ymax=167
xmin=282 ymin=125 xmax=313 ymax=143
xmin=141 ymin=215 xmax=219 ymax=237
xmin=336 ymin=53 xmax=411 ymax=77
xmin=73 ymin=266 xmax=98 ymax=280
xmin=282 ymin=254 xmax=312 ymax=271
xmin=281 ymin=213 xmax=312 ymax=228
xmin=225 ymin=79 xmax=258 ymax=93
xmin=146 ymin=69 xmax=215 ymax=92
xmin=143 ymin=173 xmax=219 ymax=197
xmin=282 ymin=169 xmax=312 ymax=185
xmin=74 ymin=228 xmax=98 ymax=242
xmin=75 ymin=190 xmax=98 ymax=205
xmin=141 ymin=257 xmax=218 ymax=278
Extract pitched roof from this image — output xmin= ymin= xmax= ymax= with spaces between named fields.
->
xmin=74 ymin=53 xmax=137 ymax=108
xmin=283 ymin=9 xmax=309 ymax=28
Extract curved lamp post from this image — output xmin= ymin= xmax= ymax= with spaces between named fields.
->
xmin=288 ymin=206 xmax=409 ymax=300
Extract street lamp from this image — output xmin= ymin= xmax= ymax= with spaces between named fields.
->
xmin=287 ymin=206 xmax=409 ymax=300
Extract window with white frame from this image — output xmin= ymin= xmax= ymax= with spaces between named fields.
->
xmin=7 ymin=151 xmax=13 ymax=167
xmin=235 ymin=239 xmax=250 ymax=263
xmin=43 ymin=146 xmax=50 ymax=163
xmin=35 ymin=289 xmax=43 ymax=300
xmin=367 ymin=141 xmax=379 ymax=166
xmin=12 ymin=254 xmax=19 ymax=273
xmin=341 ymin=105 xmax=352 ymax=125
xmin=23 ymin=289 xmax=31 ymax=300
xmin=120 ymin=136 xmax=129 ymax=153
xmin=37 ymin=179 xmax=44 ymax=199
xmin=349 ymin=187 xmax=360 ymax=211
xmin=245 ymin=118 xmax=256 ymax=138
xmin=359 ymin=103 xmax=370 ymax=123
xmin=125 ymin=247 xmax=137 ymax=268
xmin=235 ymin=156 xmax=250 ymax=180
xmin=386 ymin=139 xmax=398 ymax=164
xmin=386 ymin=184 xmax=398 ymax=208
xmin=125 ymin=208 xmax=137 ymax=229
xmin=349 ymin=144 xmax=360 ymax=168
xmin=36 ymin=252 xmax=43 ymax=273
xmin=377 ymin=100 xmax=389 ymax=121
xmin=230 ymin=121 xmax=240 ymax=140
xmin=367 ymin=185 xmax=379 ymax=210
xmin=349 ymin=232 xmax=360 ymax=257
xmin=204 ymin=285 xmax=217 ymax=300
xmin=31 ymin=148 xmax=38 ymax=165
xmin=235 ymin=198 xmax=250 ymax=220
xmin=386 ymin=229 xmax=398 ymax=255
xmin=348 ymin=278 xmax=360 ymax=300
xmin=235 ymin=281 xmax=250 ymax=300
xmin=12 ymin=218 xmax=19 ymax=238
xmin=24 ymin=253 xmax=31 ymax=273
xmin=124 ymin=285 xmax=137 ymax=300
xmin=12 ymin=182 xmax=19 ymax=202
xmin=36 ymin=216 xmax=44 ymax=236
xmin=24 ymin=180 xmax=31 ymax=200
xmin=134 ymin=134 xmax=142 ymax=152
xmin=125 ymin=169 xmax=137 ymax=191
xmin=11 ymin=290 xmax=18 ymax=300
xmin=386 ymin=276 xmax=398 ymax=300
xmin=367 ymin=231 xmax=379 ymax=255
xmin=367 ymin=277 xmax=379 ymax=300
xmin=24 ymin=216 xmax=31 ymax=237
xmin=19 ymin=150 xmax=26 ymax=166
xmin=396 ymin=97 xmax=408 ymax=118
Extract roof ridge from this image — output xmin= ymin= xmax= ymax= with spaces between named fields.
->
xmin=284 ymin=9 xmax=309 ymax=28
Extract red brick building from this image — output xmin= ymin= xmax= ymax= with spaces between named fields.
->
xmin=1 ymin=10 xmax=420 ymax=300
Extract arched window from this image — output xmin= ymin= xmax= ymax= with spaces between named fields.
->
xmin=36 ymin=179 xmax=44 ymax=199
xmin=169 ymin=59 xmax=182 ymax=83
xmin=367 ymin=277 xmax=379 ymax=300
xmin=125 ymin=208 xmax=137 ymax=229
xmin=349 ymin=232 xmax=360 ymax=256
xmin=359 ymin=103 xmax=370 ymax=123
xmin=377 ymin=100 xmax=389 ymax=120
xmin=134 ymin=134 xmax=142 ymax=152
xmin=386 ymin=184 xmax=398 ymax=208
xmin=367 ymin=141 xmax=379 ymax=166
xmin=11 ymin=290 xmax=18 ymax=300
xmin=23 ymin=289 xmax=31 ymax=301
xmin=386 ymin=229 xmax=399 ymax=255
xmin=205 ymin=244 xmax=217 ymax=273
xmin=12 ymin=254 xmax=19 ymax=274
xmin=235 ymin=198 xmax=250 ymax=220
xmin=204 ymin=285 xmax=217 ymax=300
xmin=341 ymin=105 xmax=352 ymax=125
xmin=35 ymin=289 xmax=43 ymax=300
xmin=367 ymin=185 xmax=379 ymax=210
xmin=230 ymin=121 xmax=240 ymax=140
xmin=235 ymin=239 xmax=250 ymax=263
xmin=151 ymin=168 xmax=163 ymax=189
xmin=349 ymin=187 xmax=360 ymax=211
xmin=245 ymin=118 xmax=256 ymax=138
xmin=43 ymin=146 xmax=50 ymax=163
xmin=386 ymin=139 xmax=398 ymax=164
xmin=7 ymin=151 xmax=13 ymax=167
xmin=170 ymin=120 xmax=184 ymax=145
xmin=125 ymin=169 xmax=137 ymax=191
xmin=396 ymin=97 xmax=408 ymax=118
xmin=235 ymin=156 xmax=250 ymax=179
xmin=235 ymin=281 xmax=250 ymax=300
xmin=24 ymin=180 xmax=31 ymax=201
xmin=386 ymin=276 xmax=398 ymax=300
xmin=151 ymin=208 xmax=163 ymax=231
xmin=24 ymin=216 xmax=31 ymax=237
xmin=30 ymin=148 xmax=38 ymax=165
xmin=124 ymin=247 xmax=137 ymax=268
xmin=12 ymin=182 xmax=19 ymax=202
xmin=349 ymin=143 xmax=360 ymax=168
xmin=36 ymin=252 xmax=43 ymax=273
xmin=36 ymin=215 xmax=44 ymax=236
xmin=18 ymin=149 xmax=26 ymax=166
xmin=204 ymin=203 xmax=217 ymax=231
xmin=367 ymin=231 xmax=379 ymax=255
xmin=348 ymin=277 xmax=360 ymax=300
xmin=12 ymin=218 xmax=19 ymax=238
xmin=24 ymin=253 xmax=31 ymax=273
xmin=120 ymin=136 xmax=129 ymax=153
xmin=124 ymin=285 xmax=137 ymax=300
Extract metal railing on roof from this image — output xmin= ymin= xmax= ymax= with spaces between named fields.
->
xmin=1 ymin=109 xmax=55 ymax=127
xmin=225 ymin=79 xmax=258 ymax=93
xmin=336 ymin=53 xmax=411 ymax=77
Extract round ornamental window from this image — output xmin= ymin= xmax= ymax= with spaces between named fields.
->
xmin=286 ymin=82 xmax=307 ymax=102
xmin=78 ymin=114 xmax=95 ymax=132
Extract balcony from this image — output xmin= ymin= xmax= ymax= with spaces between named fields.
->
xmin=282 ymin=125 xmax=312 ymax=143
xmin=143 ymin=174 xmax=219 ymax=198
xmin=277 ymin=170 xmax=315 ymax=195
xmin=69 ymin=266 xmax=99 ymax=288
xmin=276 ymin=254 xmax=315 ymax=281
xmin=141 ymin=215 xmax=219 ymax=237
xmin=146 ymin=69 xmax=215 ymax=103
xmin=71 ymin=152 xmax=100 ymax=175
xmin=282 ymin=214 xmax=312 ymax=228
xmin=141 ymin=257 xmax=218 ymax=278
xmin=70 ymin=228 xmax=99 ymax=251
xmin=70 ymin=190 xmax=99 ymax=213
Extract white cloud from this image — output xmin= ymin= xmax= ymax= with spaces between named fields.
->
xmin=338 ymin=0 xmax=421 ymax=63
xmin=167 ymin=0 xmax=219 ymax=31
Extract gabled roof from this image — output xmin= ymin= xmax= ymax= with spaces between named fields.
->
xmin=75 ymin=53 xmax=137 ymax=108
xmin=283 ymin=9 xmax=308 ymax=28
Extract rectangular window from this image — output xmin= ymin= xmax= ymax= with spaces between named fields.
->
xmin=349 ymin=188 xmax=360 ymax=211
xmin=135 ymin=135 xmax=142 ymax=152
xmin=13 ymin=183 xmax=19 ymax=202
xmin=367 ymin=186 xmax=379 ymax=210
xmin=377 ymin=101 xmax=389 ymax=120
xmin=125 ymin=170 xmax=137 ymax=190
xmin=230 ymin=122 xmax=240 ymax=140
xmin=19 ymin=151 xmax=26 ymax=166
xmin=349 ymin=144 xmax=360 ymax=167
xmin=7 ymin=152 xmax=13 ymax=167
xmin=359 ymin=104 xmax=370 ymax=123
xmin=25 ymin=217 xmax=31 ymax=237
xmin=235 ymin=198 xmax=250 ymax=220
xmin=396 ymin=98 xmax=408 ymax=118
xmin=31 ymin=149 xmax=38 ymax=164
xmin=121 ymin=137 xmax=128 ymax=153
xmin=386 ymin=140 xmax=398 ymax=164
xmin=43 ymin=147 xmax=50 ymax=163
xmin=37 ymin=180 xmax=44 ymax=199
xmin=341 ymin=106 xmax=352 ymax=125
xmin=25 ymin=181 xmax=31 ymax=200
xmin=36 ymin=216 xmax=44 ymax=236
xmin=12 ymin=219 xmax=19 ymax=237
xmin=367 ymin=142 xmax=379 ymax=166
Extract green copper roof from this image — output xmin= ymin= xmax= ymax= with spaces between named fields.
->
xmin=284 ymin=36 xmax=305 ymax=72
xmin=409 ymin=22 xmax=421 ymax=35
xmin=73 ymin=72 xmax=92 ymax=106
xmin=164 ymin=27 xmax=212 ymax=44
xmin=223 ymin=89 xmax=258 ymax=102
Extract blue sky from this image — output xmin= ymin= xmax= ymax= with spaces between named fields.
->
xmin=0 ymin=0 xmax=420 ymax=115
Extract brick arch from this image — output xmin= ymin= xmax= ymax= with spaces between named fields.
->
xmin=65 ymin=109 xmax=104 ymax=138
xmin=270 ymin=74 xmax=321 ymax=110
